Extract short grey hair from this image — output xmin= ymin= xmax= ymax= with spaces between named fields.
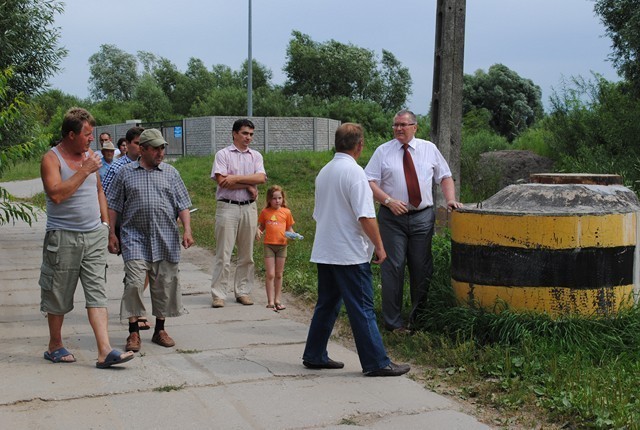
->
xmin=394 ymin=109 xmax=417 ymax=123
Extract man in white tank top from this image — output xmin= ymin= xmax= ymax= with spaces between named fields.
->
xmin=39 ymin=107 xmax=134 ymax=369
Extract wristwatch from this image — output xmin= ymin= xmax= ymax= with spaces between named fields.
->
xmin=384 ymin=197 xmax=392 ymax=205
xmin=101 ymin=221 xmax=110 ymax=230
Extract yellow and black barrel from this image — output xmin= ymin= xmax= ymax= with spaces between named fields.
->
xmin=451 ymin=174 xmax=640 ymax=316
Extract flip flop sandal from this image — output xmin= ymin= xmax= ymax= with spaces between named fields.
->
xmin=96 ymin=349 xmax=134 ymax=369
xmin=266 ymin=304 xmax=275 ymax=309
xmin=275 ymin=303 xmax=286 ymax=311
xmin=137 ymin=317 xmax=151 ymax=330
xmin=44 ymin=347 xmax=76 ymax=363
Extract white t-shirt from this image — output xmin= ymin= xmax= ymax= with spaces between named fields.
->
xmin=364 ymin=137 xmax=452 ymax=210
xmin=310 ymin=153 xmax=376 ymax=265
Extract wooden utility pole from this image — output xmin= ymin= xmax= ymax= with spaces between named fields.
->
xmin=431 ymin=0 xmax=466 ymax=210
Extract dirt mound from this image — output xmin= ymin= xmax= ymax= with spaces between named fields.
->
xmin=479 ymin=149 xmax=554 ymax=188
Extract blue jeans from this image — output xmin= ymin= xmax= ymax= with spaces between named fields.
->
xmin=302 ymin=263 xmax=390 ymax=373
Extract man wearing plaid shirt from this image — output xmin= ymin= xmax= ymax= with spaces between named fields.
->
xmin=106 ymin=128 xmax=194 ymax=352
xmin=101 ymin=127 xmax=144 ymax=194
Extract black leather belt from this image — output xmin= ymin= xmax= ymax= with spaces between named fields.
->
xmin=407 ymin=206 xmax=431 ymax=215
xmin=218 ymin=198 xmax=255 ymax=205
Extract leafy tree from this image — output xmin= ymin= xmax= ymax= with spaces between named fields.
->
xmin=378 ymin=50 xmax=412 ymax=112
xmin=131 ymin=75 xmax=173 ymax=121
xmin=289 ymin=96 xmax=392 ymax=138
xmin=462 ymin=107 xmax=493 ymax=134
xmin=153 ymin=59 xmax=181 ymax=97
xmin=211 ymin=64 xmax=240 ymax=89
xmin=0 ymin=0 xmax=67 ymax=98
xmin=594 ymin=0 xmax=639 ymax=94
xmin=463 ymin=64 xmax=543 ymax=141
xmin=284 ymin=30 xmax=378 ymax=100
xmin=31 ymin=89 xmax=84 ymax=145
xmin=171 ymin=58 xmax=216 ymax=115
xmin=88 ymin=44 xmax=139 ymax=101
xmin=137 ymin=51 xmax=160 ymax=76
xmin=89 ymin=98 xmax=135 ymax=126
xmin=252 ymin=87 xmax=294 ymax=117
xmin=283 ymin=31 xmax=411 ymax=111
xmin=0 ymin=69 xmax=43 ymax=225
xmin=238 ymin=59 xmax=273 ymax=90
xmin=190 ymin=87 xmax=246 ymax=117
xmin=547 ymin=74 xmax=640 ymax=191
xmin=32 ymin=89 xmax=83 ymax=127
xmin=172 ymin=58 xmax=275 ymax=116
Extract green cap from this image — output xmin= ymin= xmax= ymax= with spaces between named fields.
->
xmin=139 ymin=128 xmax=167 ymax=147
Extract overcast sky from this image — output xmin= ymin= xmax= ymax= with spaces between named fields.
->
xmin=48 ymin=0 xmax=618 ymax=114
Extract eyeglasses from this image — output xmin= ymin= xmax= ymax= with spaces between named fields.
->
xmin=392 ymin=123 xmax=416 ymax=129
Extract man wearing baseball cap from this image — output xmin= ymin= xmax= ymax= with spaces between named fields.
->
xmin=106 ymin=128 xmax=194 ymax=352
xmin=98 ymin=140 xmax=116 ymax=183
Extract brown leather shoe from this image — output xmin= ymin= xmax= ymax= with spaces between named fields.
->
xmin=211 ymin=298 xmax=225 ymax=308
xmin=236 ymin=295 xmax=254 ymax=306
xmin=125 ymin=332 xmax=141 ymax=352
xmin=152 ymin=330 xmax=175 ymax=347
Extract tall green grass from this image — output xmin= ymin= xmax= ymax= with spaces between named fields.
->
xmin=0 ymin=157 xmax=42 ymax=181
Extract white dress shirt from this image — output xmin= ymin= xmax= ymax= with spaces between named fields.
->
xmin=364 ymin=137 xmax=452 ymax=210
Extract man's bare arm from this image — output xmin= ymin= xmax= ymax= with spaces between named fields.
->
xmin=41 ymin=150 xmax=102 ymax=204
xmin=440 ymin=177 xmax=463 ymax=209
xmin=359 ymin=217 xmax=387 ymax=265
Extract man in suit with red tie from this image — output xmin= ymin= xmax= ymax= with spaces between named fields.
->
xmin=364 ymin=110 xmax=463 ymax=334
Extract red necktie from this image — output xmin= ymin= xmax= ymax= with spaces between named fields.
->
xmin=402 ymin=143 xmax=422 ymax=208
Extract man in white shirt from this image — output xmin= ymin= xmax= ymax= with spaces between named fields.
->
xmin=365 ymin=110 xmax=463 ymax=333
xmin=302 ymin=122 xmax=410 ymax=377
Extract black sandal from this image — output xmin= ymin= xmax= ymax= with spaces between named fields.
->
xmin=137 ymin=317 xmax=151 ymax=330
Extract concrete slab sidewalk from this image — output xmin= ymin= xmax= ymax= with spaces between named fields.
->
xmin=0 ymin=179 xmax=491 ymax=429
xmin=1 ymin=178 xmax=44 ymax=198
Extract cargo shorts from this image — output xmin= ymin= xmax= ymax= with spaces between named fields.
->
xmin=39 ymin=226 xmax=109 ymax=314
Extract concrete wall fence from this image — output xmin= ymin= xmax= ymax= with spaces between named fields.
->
xmin=93 ymin=116 xmax=341 ymax=156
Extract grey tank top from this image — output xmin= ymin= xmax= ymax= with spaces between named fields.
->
xmin=45 ymin=146 xmax=101 ymax=232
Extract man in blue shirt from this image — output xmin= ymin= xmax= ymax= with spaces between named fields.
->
xmin=98 ymin=140 xmax=116 ymax=183
xmin=101 ymin=127 xmax=144 ymax=195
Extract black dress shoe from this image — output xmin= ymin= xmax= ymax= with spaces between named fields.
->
xmin=303 ymin=358 xmax=345 ymax=369
xmin=365 ymin=362 xmax=410 ymax=377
